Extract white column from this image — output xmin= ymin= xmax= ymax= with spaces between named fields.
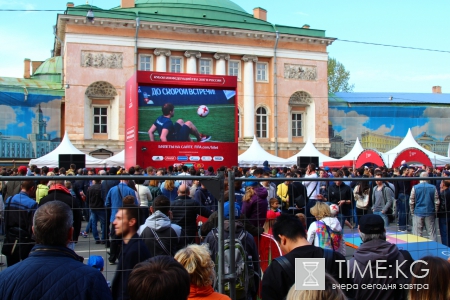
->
xmin=153 ymin=49 xmax=171 ymax=72
xmin=184 ymin=51 xmax=201 ymax=74
xmin=242 ymin=55 xmax=258 ymax=139
xmin=214 ymin=53 xmax=230 ymax=75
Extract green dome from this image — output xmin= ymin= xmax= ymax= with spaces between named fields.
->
xmin=133 ymin=0 xmax=247 ymax=14
xmin=32 ymin=56 xmax=62 ymax=83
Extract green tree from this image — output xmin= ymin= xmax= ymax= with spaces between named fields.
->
xmin=327 ymin=57 xmax=354 ymax=93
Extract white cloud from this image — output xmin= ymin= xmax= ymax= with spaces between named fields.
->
xmin=329 ymin=108 xmax=397 ymax=141
xmin=0 ymin=105 xmax=17 ymax=130
xmin=18 ymin=122 xmax=25 ymax=127
xmin=422 ymin=107 xmax=450 ymax=119
xmin=372 ymin=124 xmax=394 ymax=135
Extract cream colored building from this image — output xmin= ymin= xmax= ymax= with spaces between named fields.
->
xmin=54 ymin=0 xmax=334 ymax=157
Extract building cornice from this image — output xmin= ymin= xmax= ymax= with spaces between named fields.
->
xmin=57 ymin=15 xmax=336 ymax=47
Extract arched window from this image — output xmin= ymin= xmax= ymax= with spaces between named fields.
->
xmin=256 ymin=107 xmax=267 ymax=138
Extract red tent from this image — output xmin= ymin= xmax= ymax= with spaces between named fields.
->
xmin=355 ymin=149 xmax=386 ymax=168
xmin=391 ymin=148 xmax=432 ymax=168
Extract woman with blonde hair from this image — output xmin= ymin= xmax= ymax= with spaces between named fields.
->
xmin=286 ymin=273 xmax=346 ymax=300
xmin=175 ymin=244 xmax=230 ymax=300
xmin=160 ymin=179 xmax=178 ymax=201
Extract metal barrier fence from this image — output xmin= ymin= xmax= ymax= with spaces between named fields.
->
xmin=1 ymin=173 xmax=449 ymax=299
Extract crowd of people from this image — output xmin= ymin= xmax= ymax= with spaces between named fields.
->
xmin=0 ymin=161 xmax=449 ymax=299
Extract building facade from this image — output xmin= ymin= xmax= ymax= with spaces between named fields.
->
xmin=54 ymin=0 xmax=334 ymax=157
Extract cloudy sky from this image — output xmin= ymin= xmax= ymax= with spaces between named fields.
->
xmin=329 ymin=106 xmax=450 ymax=141
xmin=1 ymin=0 xmax=450 ymax=93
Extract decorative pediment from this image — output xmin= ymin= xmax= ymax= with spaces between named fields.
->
xmin=85 ymin=81 xmax=117 ymax=99
xmin=289 ymin=91 xmax=312 ymax=106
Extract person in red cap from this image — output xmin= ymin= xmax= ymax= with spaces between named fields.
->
xmin=263 ymin=210 xmax=280 ymax=235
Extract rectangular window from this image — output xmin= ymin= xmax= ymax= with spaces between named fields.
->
xmin=256 ymin=62 xmax=268 ymax=82
xmin=93 ymin=107 xmax=108 ymax=134
xmin=292 ymin=113 xmax=302 ymax=137
xmin=170 ymin=57 xmax=182 ymax=73
xmin=139 ymin=55 xmax=152 ymax=71
xmin=199 ymin=58 xmax=212 ymax=74
xmin=228 ymin=60 xmax=241 ymax=80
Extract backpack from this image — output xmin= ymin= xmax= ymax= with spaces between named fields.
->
xmin=314 ymin=221 xmax=342 ymax=251
xmin=212 ymin=228 xmax=254 ymax=300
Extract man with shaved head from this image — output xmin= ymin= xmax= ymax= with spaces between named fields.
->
xmin=171 ymin=184 xmax=211 ymax=244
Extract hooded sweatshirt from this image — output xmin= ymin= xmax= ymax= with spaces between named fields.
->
xmin=307 ymin=217 xmax=345 ymax=256
xmin=241 ymin=186 xmax=268 ymax=227
xmin=349 ymin=239 xmax=411 ymax=300
xmin=138 ymin=210 xmax=183 ymax=256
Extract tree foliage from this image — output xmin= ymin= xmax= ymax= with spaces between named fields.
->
xmin=327 ymin=57 xmax=354 ymax=93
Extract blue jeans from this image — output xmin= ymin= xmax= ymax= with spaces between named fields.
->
xmin=373 ymin=211 xmax=389 ymax=228
xmin=91 ymin=209 xmax=107 ymax=241
xmin=397 ymin=193 xmax=410 ymax=231
xmin=84 ymin=210 xmax=94 ymax=233
xmin=352 ymin=205 xmax=358 ymax=228
xmin=438 ymin=216 xmax=449 ymax=246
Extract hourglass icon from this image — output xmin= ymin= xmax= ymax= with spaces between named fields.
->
xmin=303 ymin=262 xmax=319 ymax=286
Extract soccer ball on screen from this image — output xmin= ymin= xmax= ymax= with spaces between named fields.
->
xmin=197 ymin=105 xmax=209 ymax=117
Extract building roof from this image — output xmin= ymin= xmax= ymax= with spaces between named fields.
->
xmin=65 ymin=1 xmax=328 ymax=38
xmin=330 ymin=92 xmax=450 ymax=105
xmin=132 ymin=0 xmax=247 ymax=14
xmin=31 ymin=56 xmax=62 ymax=83
xmin=0 ymin=77 xmax=64 ymax=96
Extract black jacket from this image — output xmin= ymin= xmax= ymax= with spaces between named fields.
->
xmin=327 ymin=182 xmax=353 ymax=214
xmin=87 ymin=183 xmax=104 ymax=209
xmin=39 ymin=186 xmax=82 ymax=242
xmin=288 ymin=181 xmax=307 ymax=207
xmin=111 ymin=233 xmax=150 ymax=300
xmin=171 ymin=195 xmax=211 ymax=241
xmin=262 ymin=245 xmax=355 ymax=300
xmin=394 ymin=176 xmax=411 ymax=198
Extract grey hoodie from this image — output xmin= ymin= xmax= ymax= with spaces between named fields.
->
xmin=138 ymin=210 xmax=184 ymax=256
xmin=349 ymin=238 xmax=411 ymax=300
xmin=138 ymin=210 xmax=182 ymax=236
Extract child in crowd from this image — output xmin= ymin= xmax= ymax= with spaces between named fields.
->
xmin=296 ymin=213 xmax=307 ymax=234
xmin=268 ymin=198 xmax=281 ymax=212
xmin=87 ymin=255 xmax=111 ymax=289
xmin=65 ymin=181 xmax=76 ymax=198
xmin=263 ymin=210 xmax=281 ymax=235
xmin=329 ymin=204 xmax=353 ymax=229
xmin=307 ymin=202 xmax=345 ymax=256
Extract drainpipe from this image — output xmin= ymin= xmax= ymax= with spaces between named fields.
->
xmin=134 ymin=14 xmax=140 ymax=72
xmin=53 ymin=25 xmax=64 ymax=88
xmin=272 ymin=27 xmax=280 ymax=156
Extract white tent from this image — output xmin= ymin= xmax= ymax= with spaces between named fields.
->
xmin=238 ymin=136 xmax=291 ymax=167
xmin=383 ymin=129 xmax=450 ymax=167
xmin=29 ymin=132 xmax=105 ymax=168
xmin=340 ymin=137 xmax=364 ymax=161
xmin=287 ymin=138 xmax=337 ymax=166
xmin=101 ymin=150 xmax=124 ymax=167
